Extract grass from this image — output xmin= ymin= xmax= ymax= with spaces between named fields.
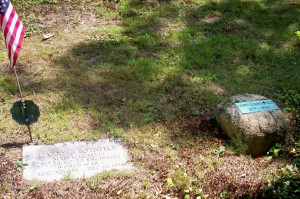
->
xmin=0 ymin=0 xmax=299 ymax=198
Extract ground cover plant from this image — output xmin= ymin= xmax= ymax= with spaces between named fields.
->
xmin=0 ymin=0 xmax=299 ymax=198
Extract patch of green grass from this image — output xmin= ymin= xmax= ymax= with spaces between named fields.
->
xmin=88 ymin=170 xmax=116 ymax=190
xmin=89 ymin=0 xmax=120 ymax=20
xmin=165 ymin=163 xmax=193 ymax=193
xmin=37 ymin=0 xmax=59 ymax=3
xmin=225 ymin=141 xmax=241 ymax=155
xmin=16 ymin=161 xmax=28 ymax=171
xmin=0 ymin=75 xmax=16 ymax=95
xmin=27 ymin=182 xmax=39 ymax=192
xmin=0 ymin=182 xmax=11 ymax=193
xmin=103 ymin=122 xmax=127 ymax=139
xmin=13 ymin=2 xmax=44 ymax=37
xmin=14 ymin=0 xmax=60 ymax=7
xmin=37 ymin=47 xmax=58 ymax=61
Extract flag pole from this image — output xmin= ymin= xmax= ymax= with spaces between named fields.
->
xmin=13 ymin=65 xmax=33 ymax=142
xmin=13 ymin=66 xmax=24 ymax=100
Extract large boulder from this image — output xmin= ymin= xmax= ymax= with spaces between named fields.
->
xmin=215 ymin=94 xmax=287 ymax=156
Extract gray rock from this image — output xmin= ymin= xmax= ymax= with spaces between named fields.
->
xmin=216 ymin=94 xmax=287 ymax=156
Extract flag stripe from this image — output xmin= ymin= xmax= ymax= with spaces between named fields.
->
xmin=6 ymin=10 xmax=17 ymax=60
xmin=9 ymin=18 xmax=20 ymax=65
xmin=3 ymin=8 xmax=15 ymax=42
xmin=6 ymin=9 xmax=17 ymax=46
xmin=11 ymin=22 xmax=24 ymax=66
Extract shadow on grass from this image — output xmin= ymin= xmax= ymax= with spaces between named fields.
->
xmin=182 ymin=0 xmax=300 ymax=90
xmin=8 ymin=0 xmax=299 ymax=140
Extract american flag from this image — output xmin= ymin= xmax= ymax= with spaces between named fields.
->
xmin=0 ymin=0 xmax=24 ymax=67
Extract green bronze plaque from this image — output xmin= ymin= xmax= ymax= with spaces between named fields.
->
xmin=10 ymin=100 xmax=40 ymax=125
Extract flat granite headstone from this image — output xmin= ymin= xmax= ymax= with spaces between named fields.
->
xmin=22 ymin=139 xmax=132 ymax=182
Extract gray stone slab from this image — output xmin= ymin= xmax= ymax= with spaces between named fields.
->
xmin=22 ymin=139 xmax=132 ymax=182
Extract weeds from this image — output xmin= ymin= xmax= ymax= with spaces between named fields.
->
xmin=267 ymin=143 xmax=282 ymax=158
xmin=89 ymin=178 xmax=101 ymax=190
xmin=16 ymin=161 xmax=28 ymax=171
xmin=220 ymin=192 xmax=229 ymax=199
xmin=260 ymin=175 xmax=300 ymax=199
xmin=260 ymin=144 xmax=300 ymax=198
xmin=27 ymin=182 xmax=38 ymax=192
xmin=214 ymin=146 xmax=226 ymax=157
xmin=291 ymin=141 xmax=300 ymax=167
xmin=277 ymin=90 xmax=300 ymax=115
xmin=88 ymin=170 xmax=116 ymax=190
xmin=165 ymin=163 xmax=196 ymax=196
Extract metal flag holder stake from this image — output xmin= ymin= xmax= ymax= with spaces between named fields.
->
xmin=11 ymin=66 xmax=40 ymax=142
